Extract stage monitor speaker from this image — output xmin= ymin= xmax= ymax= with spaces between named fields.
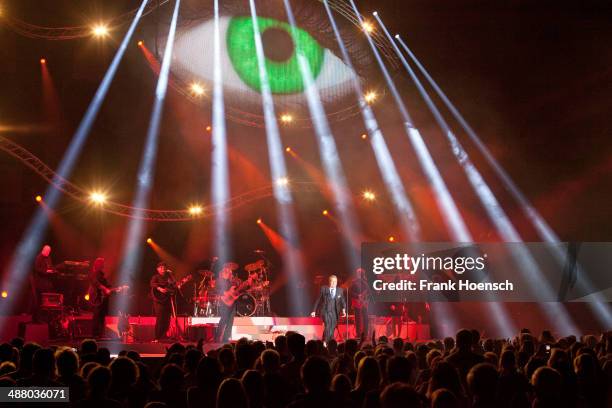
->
xmin=188 ymin=324 xmax=216 ymax=342
xmin=131 ymin=323 xmax=155 ymax=342
xmin=18 ymin=322 xmax=49 ymax=344
xmin=40 ymin=292 xmax=63 ymax=308
xmin=70 ymin=316 xmax=93 ymax=338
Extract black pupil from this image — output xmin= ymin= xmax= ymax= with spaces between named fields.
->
xmin=261 ymin=27 xmax=294 ymax=62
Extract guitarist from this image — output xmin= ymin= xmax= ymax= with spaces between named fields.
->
xmin=150 ymin=262 xmax=175 ymax=341
xmin=88 ymin=257 xmax=128 ymax=338
xmin=215 ymin=262 xmax=246 ymax=343
xmin=350 ymin=268 xmax=371 ymax=340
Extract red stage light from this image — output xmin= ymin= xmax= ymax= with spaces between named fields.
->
xmin=256 ymin=218 xmax=262 ymax=224
xmin=84 ymin=293 xmax=90 ymax=301
xmin=146 ymin=238 xmax=153 ymax=244
xmin=388 ymin=236 xmax=395 ymax=242
xmin=40 ymin=58 xmax=46 ymax=65
xmin=35 ymin=195 xmax=42 ymax=203
xmin=137 ymin=40 xmax=144 ymax=47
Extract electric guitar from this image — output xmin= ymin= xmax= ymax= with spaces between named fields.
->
xmin=89 ymin=285 xmax=129 ymax=307
xmin=351 ymin=290 xmax=370 ymax=309
xmin=220 ymin=279 xmax=252 ymax=306
xmin=152 ymin=274 xmax=192 ymax=302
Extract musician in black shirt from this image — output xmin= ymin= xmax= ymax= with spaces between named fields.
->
xmin=150 ymin=262 xmax=174 ymax=341
xmin=350 ymin=268 xmax=371 ymax=340
xmin=31 ymin=245 xmax=54 ymax=321
xmin=88 ymin=258 xmax=111 ymax=338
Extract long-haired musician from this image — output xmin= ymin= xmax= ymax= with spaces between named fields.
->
xmin=215 ymin=262 xmax=240 ymax=343
xmin=88 ymin=257 xmax=128 ymax=339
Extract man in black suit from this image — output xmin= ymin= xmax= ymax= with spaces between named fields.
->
xmin=311 ymin=275 xmax=346 ymax=343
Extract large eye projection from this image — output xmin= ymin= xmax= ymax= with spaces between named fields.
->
xmin=170 ymin=15 xmax=358 ymax=111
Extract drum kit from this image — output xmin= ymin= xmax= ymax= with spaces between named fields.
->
xmin=192 ymin=257 xmax=272 ymax=317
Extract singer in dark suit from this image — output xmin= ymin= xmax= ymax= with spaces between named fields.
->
xmin=311 ymin=275 xmax=346 ymax=343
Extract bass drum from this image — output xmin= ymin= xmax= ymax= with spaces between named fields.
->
xmin=236 ymin=293 xmax=257 ymax=317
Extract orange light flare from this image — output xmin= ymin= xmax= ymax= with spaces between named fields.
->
xmin=362 ymin=190 xmax=376 ymax=202
xmin=40 ymin=56 xmax=62 ymax=126
xmin=388 ymin=235 xmax=396 ymax=243
xmin=361 ymin=133 xmax=368 ymax=140
xmin=40 ymin=58 xmax=46 ymax=65
xmin=146 ymin=238 xmax=153 ymax=244
xmin=84 ymin=293 xmax=90 ymax=301
xmin=35 ymin=195 xmax=43 ymax=203
xmin=147 ymin=239 xmax=190 ymax=276
xmin=205 ymin=125 xmax=212 ymax=132
xmin=256 ymin=219 xmax=286 ymax=253
xmin=138 ymin=42 xmax=161 ymax=75
xmin=322 ymin=209 xmax=329 ymax=216
xmin=1 ymin=291 xmax=8 ymax=299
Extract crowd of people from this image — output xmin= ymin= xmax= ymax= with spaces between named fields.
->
xmin=0 ymin=328 xmax=611 ymax=407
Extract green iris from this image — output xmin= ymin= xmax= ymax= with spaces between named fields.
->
xmin=226 ymin=16 xmax=325 ymax=94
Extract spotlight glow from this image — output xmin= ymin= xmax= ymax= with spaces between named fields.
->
xmin=362 ymin=190 xmax=376 ymax=201
xmin=364 ymin=91 xmax=377 ymax=103
xmin=35 ymin=195 xmax=42 ymax=203
xmin=146 ymin=238 xmax=153 ymax=244
xmin=388 ymin=235 xmax=395 ymax=242
xmin=190 ymin=82 xmax=205 ymax=96
xmin=280 ymin=114 xmax=293 ymax=123
xmin=1 ymin=291 xmax=7 ymax=299
xmin=275 ymin=177 xmax=289 ymax=187
xmin=206 ymin=125 xmax=212 ymax=132
xmin=285 ymin=147 xmax=292 ymax=153
xmin=84 ymin=293 xmax=90 ymax=301
xmin=137 ymin=40 xmax=144 ymax=47
xmin=89 ymin=191 xmax=107 ymax=205
xmin=361 ymin=133 xmax=368 ymax=140
xmin=188 ymin=205 xmax=203 ymax=216
xmin=362 ymin=21 xmax=374 ymax=33
xmin=40 ymin=58 xmax=46 ymax=65
xmin=256 ymin=218 xmax=262 ymax=224
xmin=92 ymin=24 xmax=109 ymax=37
xmin=322 ymin=209 xmax=329 ymax=216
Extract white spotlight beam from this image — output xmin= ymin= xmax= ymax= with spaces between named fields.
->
xmin=374 ymin=13 xmax=579 ymax=335
xmin=115 ymin=0 xmax=181 ymax=309
xmin=283 ymin=0 xmax=361 ymax=271
xmin=248 ymin=0 xmax=307 ymax=315
xmin=350 ymin=2 xmax=516 ymax=336
xmin=395 ymin=35 xmax=612 ymax=328
xmin=211 ymin=0 xmax=231 ymax=265
xmin=0 ymin=0 xmax=150 ymax=317
xmin=322 ymin=1 xmax=421 ymax=243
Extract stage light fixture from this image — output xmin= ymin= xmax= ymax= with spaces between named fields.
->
xmin=362 ymin=190 xmax=376 ymax=201
xmin=285 ymin=147 xmax=292 ymax=153
xmin=364 ymin=91 xmax=377 ymax=103
xmin=35 ymin=195 xmax=42 ymax=203
xmin=206 ymin=125 xmax=212 ymax=132
xmin=1 ymin=291 xmax=7 ymax=299
xmin=388 ymin=235 xmax=395 ymax=242
xmin=362 ymin=21 xmax=374 ymax=33
xmin=280 ymin=114 xmax=293 ymax=124
xmin=92 ymin=24 xmax=109 ymax=37
xmin=188 ymin=205 xmax=203 ymax=216
xmin=40 ymin=58 xmax=46 ymax=65
xmin=89 ymin=191 xmax=107 ymax=205
xmin=146 ymin=238 xmax=153 ymax=244
xmin=190 ymin=82 xmax=205 ymax=96
xmin=361 ymin=133 xmax=368 ymax=140
xmin=256 ymin=218 xmax=262 ymax=224
xmin=137 ymin=40 xmax=144 ymax=47
xmin=84 ymin=293 xmax=90 ymax=301
xmin=322 ymin=209 xmax=329 ymax=216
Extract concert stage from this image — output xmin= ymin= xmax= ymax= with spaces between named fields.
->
xmin=0 ymin=314 xmax=430 ymax=345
